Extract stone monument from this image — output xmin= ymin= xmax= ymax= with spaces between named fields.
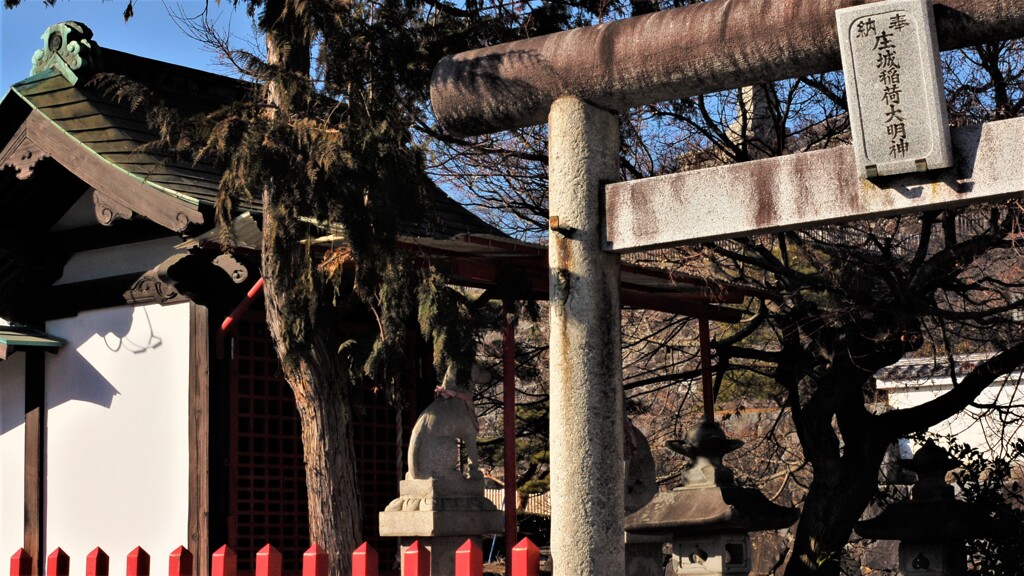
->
xmin=624 ymin=421 xmax=665 ymax=576
xmin=379 ymin=366 xmax=503 ymax=576
xmin=836 ymin=0 xmax=952 ymax=178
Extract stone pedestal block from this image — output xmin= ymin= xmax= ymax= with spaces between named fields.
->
xmin=625 ymin=532 xmax=667 ymax=576
xmin=379 ymin=479 xmax=503 ymax=537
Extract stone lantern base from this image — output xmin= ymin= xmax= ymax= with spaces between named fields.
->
xmin=669 ymin=534 xmax=752 ymax=576
xmin=380 ymin=478 xmax=503 ymax=576
xmin=898 ymin=541 xmax=965 ymax=576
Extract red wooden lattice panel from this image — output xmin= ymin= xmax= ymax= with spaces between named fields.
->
xmin=228 ymin=309 xmax=423 ymax=574
xmin=323 ymin=322 xmax=422 ymax=568
xmin=229 ymin=312 xmax=309 ymax=575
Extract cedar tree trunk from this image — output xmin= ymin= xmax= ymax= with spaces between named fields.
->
xmin=261 ymin=1 xmax=363 ymax=574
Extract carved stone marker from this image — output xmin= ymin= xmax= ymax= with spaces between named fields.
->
xmin=379 ymin=367 xmax=502 ymax=576
xmin=837 ymin=0 xmax=952 ymax=178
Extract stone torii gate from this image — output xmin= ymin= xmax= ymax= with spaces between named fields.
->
xmin=429 ymin=1 xmax=1024 ymax=574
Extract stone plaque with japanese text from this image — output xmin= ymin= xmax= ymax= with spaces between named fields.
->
xmin=837 ymin=0 xmax=952 ymax=178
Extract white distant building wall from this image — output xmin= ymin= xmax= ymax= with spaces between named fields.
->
xmin=43 ymin=302 xmax=191 ymax=573
xmin=877 ymin=361 xmax=1024 ymax=458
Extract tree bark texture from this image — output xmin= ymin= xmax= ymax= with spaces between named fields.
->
xmin=779 ymin=323 xmax=1024 ymax=575
xmin=262 ymin=188 xmax=363 ymax=576
xmin=261 ymin=2 xmax=362 ymax=575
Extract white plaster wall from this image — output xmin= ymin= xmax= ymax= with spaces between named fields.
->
xmin=54 ymin=238 xmax=181 ymax=286
xmin=881 ymin=376 xmax=1024 ymax=458
xmin=0 ymin=352 xmax=26 ymax=557
xmin=44 ymin=303 xmax=191 ymax=573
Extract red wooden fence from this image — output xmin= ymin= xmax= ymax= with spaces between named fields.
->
xmin=47 ymin=549 xmax=69 ymax=576
xmin=126 ymin=547 xmax=149 ymax=576
xmin=351 ymin=543 xmax=377 ymax=576
xmin=210 ymin=547 xmax=235 ymax=576
xmin=86 ymin=548 xmax=109 ymax=576
xmin=7 ymin=537 xmax=541 ymax=576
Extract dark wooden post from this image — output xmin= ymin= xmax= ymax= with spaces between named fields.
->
xmin=23 ymin=351 xmax=44 ymax=576
xmin=188 ymin=303 xmax=211 ymax=576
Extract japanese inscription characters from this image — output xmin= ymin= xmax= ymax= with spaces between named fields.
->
xmin=837 ymin=0 xmax=952 ymax=178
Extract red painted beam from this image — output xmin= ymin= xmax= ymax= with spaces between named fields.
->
xmin=502 ymin=300 xmax=518 ymax=571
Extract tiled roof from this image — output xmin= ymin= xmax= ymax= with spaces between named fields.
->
xmin=6 ymin=46 xmax=499 ymax=239
xmin=0 ymin=38 xmax=748 ymax=321
xmin=874 ymin=353 xmax=1002 ymax=383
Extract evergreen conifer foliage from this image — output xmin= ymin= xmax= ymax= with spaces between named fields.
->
xmin=202 ymin=1 xmax=481 ymax=573
xmin=5 ymin=0 xmax=636 ymax=572
xmin=2 ymin=0 xmax=492 ymax=573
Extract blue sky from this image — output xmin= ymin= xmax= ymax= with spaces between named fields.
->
xmin=1 ymin=0 xmax=257 ymax=89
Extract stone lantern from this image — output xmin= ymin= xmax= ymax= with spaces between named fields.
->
xmin=855 ymin=441 xmax=990 ymax=576
xmin=379 ymin=367 xmax=503 ymax=576
xmin=625 ymin=419 xmax=798 ymax=576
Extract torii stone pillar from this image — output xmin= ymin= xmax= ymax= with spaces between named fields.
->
xmin=547 ymin=96 xmax=625 ymax=576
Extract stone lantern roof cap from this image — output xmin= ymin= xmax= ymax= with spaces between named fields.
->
xmin=624 ymin=484 xmax=799 ymax=536
xmin=625 ymin=419 xmax=798 ymax=536
xmin=855 ymin=441 xmax=991 ymax=541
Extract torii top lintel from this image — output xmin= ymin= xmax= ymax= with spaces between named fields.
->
xmin=430 ymin=0 xmax=1024 ymax=137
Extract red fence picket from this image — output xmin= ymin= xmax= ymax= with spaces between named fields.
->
xmin=169 ymin=547 xmax=192 ymax=576
xmin=127 ymin=547 xmax=150 ymax=576
xmin=255 ymin=545 xmax=281 ymax=576
xmin=211 ymin=546 xmax=236 ymax=576
xmin=351 ymin=543 xmax=377 ymax=576
xmin=86 ymin=548 xmax=109 ymax=576
xmin=402 ymin=541 xmax=429 ymax=576
xmin=301 ymin=545 xmax=327 ymax=576
xmin=47 ymin=549 xmax=69 ymax=576
xmin=455 ymin=539 xmax=482 ymax=576
xmin=511 ymin=538 xmax=539 ymax=576
xmin=10 ymin=549 xmax=31 ymax=576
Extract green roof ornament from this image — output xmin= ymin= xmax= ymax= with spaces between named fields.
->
xmin=30 ymin=22 xmax=98 ymax=86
